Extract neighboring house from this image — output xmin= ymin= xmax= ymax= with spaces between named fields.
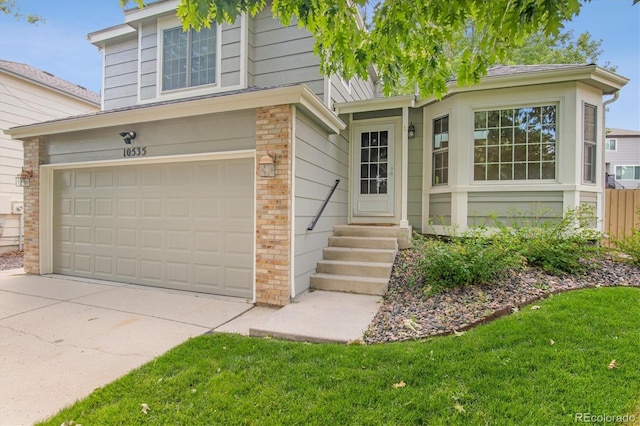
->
xmin=604 ymin=128 xmax=640 ymax=189
xmin=0 ymin=60 xmax=100 ymax=252
xmin=4 ymin=0 xmax=628 ymax=307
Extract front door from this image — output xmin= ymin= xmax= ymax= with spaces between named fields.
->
xmin=353 ymin=122 xmax=396 ymax=218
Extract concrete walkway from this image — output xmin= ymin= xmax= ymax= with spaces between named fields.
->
xmin=0 ymin=269 xmax=380 ymax=425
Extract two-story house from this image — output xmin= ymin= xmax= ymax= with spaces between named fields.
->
xmin=605 ymin=128 xmax=640 ymax=189
xmin=5 ymin=0 xmax=629 ymax=306
xmin=0 ymin=60 xmax=100 ymax=252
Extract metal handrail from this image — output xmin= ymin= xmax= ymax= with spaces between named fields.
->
xmin=307 ymin=179 xmax=340 ymax=231
xmin=605 ymin=173 xmax=625 ymax=189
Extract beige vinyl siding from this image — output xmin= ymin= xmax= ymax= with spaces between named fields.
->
xmin=0 ymin=71 xmax=99 ymax=249
xmin=103 ymin=36 xmax=139 ymax=110
xmin=293 ymin=111 xmax=349 ymax=295
xmin=580 ymin=191 xmax=598 ymax=211
xmin=467 ymin=191 xmax=563 ymax=226
xmin=251 ymin=9 xmax=324 ymax=98
xmin=408 ymin=108 xmax=423 ymax=232
xmin=139 ymin=22 xmax=158 ymax=101
xmin=428 ymin=193 xmax=451 ymax=226
xmin=43 ymin=110 xmax=256 ymax=165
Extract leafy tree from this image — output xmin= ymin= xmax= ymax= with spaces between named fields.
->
xmin=122 ymin=0 xmax=635 ymax=97
xmin=0 ymin=0 xmax=43 ymax=24
xmin=504 ymin=30 xmax=616 ymax=72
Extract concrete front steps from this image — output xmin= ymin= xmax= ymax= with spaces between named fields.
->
xmin=310 ymin=225 xmax=410 ymax=296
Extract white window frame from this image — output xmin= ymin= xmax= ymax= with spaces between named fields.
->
xmin=432 ymin=114 xmax=449 ymax=186
xmin=472 ymin=103 xmax=558 ymax=182
xmin=605 ymin=138 xmax=617 ymax=152
xmin=582 ymin=103 xmax=597 ymax=184
xmin=615 ymin=165 xmax=640 ymax=180
xmin=156 ymin=15 xmax=222 ymax=100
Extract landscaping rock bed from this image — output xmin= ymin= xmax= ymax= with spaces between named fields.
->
xmin=0 ymin=250 xmax=23 ymax=271
xmin=364 ymin=249 xmax=640 ymax=344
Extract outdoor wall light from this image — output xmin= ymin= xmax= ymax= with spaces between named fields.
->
xmin=15 ymin=168 xmax=33 ymax=187
xmin=119 ymin=131 xmax=137 ymax=144
xmin=259 ymin=153 xmax=276 ymax=177
xmin=408 ymin=123 xmax=416 ymax=139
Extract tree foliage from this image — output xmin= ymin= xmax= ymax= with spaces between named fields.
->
xmin=122 ymin=0 xmax=633 ymax=97
xmin=504 ymin=30 xmax=616 ymax=72
xmin=0 ymin=0 xmax=44 ymax=24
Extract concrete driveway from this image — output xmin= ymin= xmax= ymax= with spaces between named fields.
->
xmin=0 ymin=268 xmax=382 ymax=425
xmin=0 ymin=269 xmax=254 ymax=425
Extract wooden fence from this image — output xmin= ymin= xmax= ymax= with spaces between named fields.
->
xmin=605 ymin=189 xmax=640 ymax=242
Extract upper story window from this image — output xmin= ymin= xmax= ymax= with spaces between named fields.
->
xmin=605 ymin=138 xmax=617 ymax=151
xmin=474 ymin=105 xmax=557 ymax=181
xmin=162 ymin=25 xmax=217 ymax=91
xmin=582 ymin=103 xmax=597 ymax=184
xmin=432 ymin=115 xmax=449 ymax=185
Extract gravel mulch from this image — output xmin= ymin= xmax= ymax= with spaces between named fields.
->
xmin=0 ymin=250 xmax=23 ymax=271
xmin=364 ymin=249 xmax=640 ymax=344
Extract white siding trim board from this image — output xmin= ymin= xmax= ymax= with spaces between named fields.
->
xmin=291 ymin=105 xmax=297 ymax=297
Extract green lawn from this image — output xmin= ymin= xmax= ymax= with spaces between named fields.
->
xmin=43 ymin=288 xmax=640 ymax=425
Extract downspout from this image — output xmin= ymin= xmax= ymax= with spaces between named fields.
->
xmin=602 ymin=91 xmax=620 ymax=181
xmin=600 ymin=91 xmax=620 ymax=231
xmin=401 ymin=106 xmax=410 ymax=229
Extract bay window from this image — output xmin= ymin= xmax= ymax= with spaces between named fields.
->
xmin=474 ymin=105 xmax=557 ymax=181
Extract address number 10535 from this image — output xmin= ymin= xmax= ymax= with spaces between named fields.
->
xmin=124 ymin=147 xmax=147 ymax=157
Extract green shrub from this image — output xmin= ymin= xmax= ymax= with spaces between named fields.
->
xmin=414 ymin=233 xmax=523 ymax=293
xmin=614 ymin=227 xmax=640 ymax=266
xmin=414 ymin=206 xmax=605 ymax=294
xmin=496 ymin=206 xmax=603 ymax=275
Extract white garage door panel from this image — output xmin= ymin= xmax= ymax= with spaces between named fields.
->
xmin=53 ymin=158 xmax=254 ymax=298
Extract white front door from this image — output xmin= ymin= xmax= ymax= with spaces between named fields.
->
xmin=353 ymin=122 xmax=396 ymax=218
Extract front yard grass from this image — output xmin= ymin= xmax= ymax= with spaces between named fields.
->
xmin=42 ymin=287 xmax=639 ymax=425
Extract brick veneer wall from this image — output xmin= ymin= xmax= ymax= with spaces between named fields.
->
xmin=255 ymin=105 xmax=293 ymax=306
xmin=22 ymin=136 xmax=43 ymax=274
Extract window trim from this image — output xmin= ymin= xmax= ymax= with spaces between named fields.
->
xmin=472 ymin=103 xmax=558 ymax=183
xmin=615 ymin=165 xmax=640 ymax=180
xmin=156 ymin=15 xmax=222 ymax=99
xmin=432 ymin=114 xmax=449 ymax=186
xmin=605 ymin=138 xmax=617 ymax=152
xmin=582 ymin=102 xmax=597 ymax=184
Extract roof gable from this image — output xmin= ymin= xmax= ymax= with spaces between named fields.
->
xmin=0 ymin=60 xmax=101 ymax=105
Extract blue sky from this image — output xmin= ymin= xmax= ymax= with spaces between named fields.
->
xmin=0 ymin=0 xmax=638 ymax=129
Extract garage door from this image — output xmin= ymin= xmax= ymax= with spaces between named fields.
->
xmin=53 ymin=158 xmax=254 ymax=298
